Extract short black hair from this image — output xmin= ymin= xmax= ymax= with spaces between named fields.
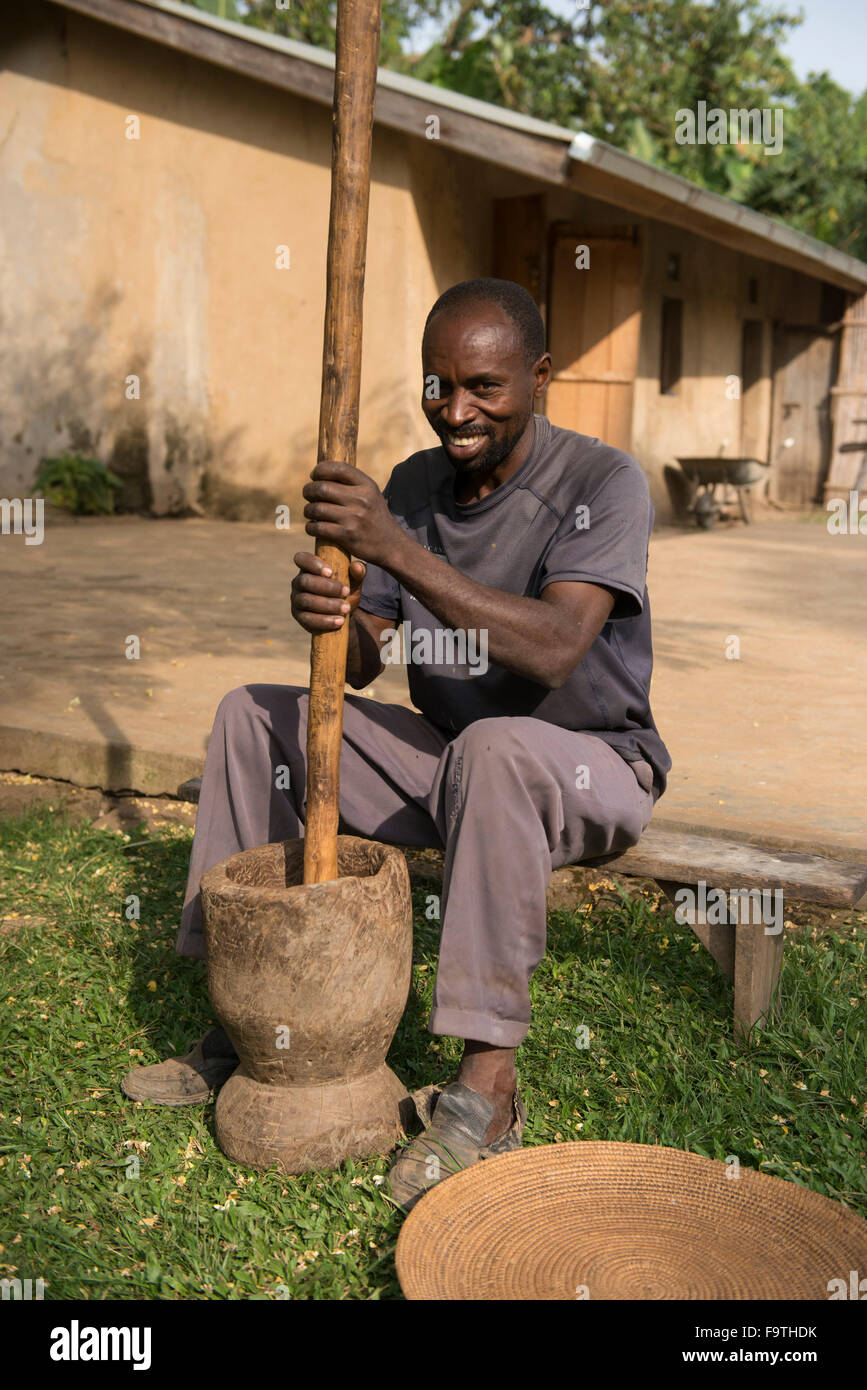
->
xmin=423 ymin=278 xmax=546 ymax=368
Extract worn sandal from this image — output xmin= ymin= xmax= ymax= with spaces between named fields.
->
xmin=388 ymin=1081 xmax=527 ymax=1212
xmin=121 ymin=1027 xmax=239 ymax=1106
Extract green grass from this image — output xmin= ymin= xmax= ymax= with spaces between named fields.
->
xmin=0 ymin=806 xmax=864 ymax=1300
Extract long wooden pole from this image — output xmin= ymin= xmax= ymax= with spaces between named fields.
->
xmin=303 ymin=0 xmax=382 ymax=884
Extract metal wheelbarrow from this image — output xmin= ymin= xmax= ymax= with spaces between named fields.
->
xmin=665 ymin=457 xmax=769 ymax=529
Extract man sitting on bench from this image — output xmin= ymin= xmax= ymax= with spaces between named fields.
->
xmin=122 ymin=277 xmax=671 ymax=1210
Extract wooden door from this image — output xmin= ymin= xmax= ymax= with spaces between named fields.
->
xmin=769 ymin=325 xmax=838 ymax=504
xmin=740 ymin=319 xmax=767 ymax=460
xmin=546 ymin=233 xmax=641 ymax=450
xmin=824 ymin=292 xmax=867 ymax=503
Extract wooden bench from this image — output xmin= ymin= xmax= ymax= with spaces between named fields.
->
xmin=604 ymin=827 xmax=867 ymax=1038
xmin=176 ymin=778 xmax=867 ymax=1040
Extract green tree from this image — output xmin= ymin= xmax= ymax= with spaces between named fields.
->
xmin=745 ymin=74 xmax=867 ymax=257
xmin=401 ymin=0 xmax=589 ymax=119
xmin=395 ymin=1 xmax=800 ymax=189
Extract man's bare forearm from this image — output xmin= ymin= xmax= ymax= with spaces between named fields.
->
xmin=384 ymin=534 xmax=605 ymax=688
xmin=296 ymin=465 xmax=614 ymax=689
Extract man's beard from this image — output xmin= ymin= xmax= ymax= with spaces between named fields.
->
xmin=436 ymin=416 xmax=529 ymax=475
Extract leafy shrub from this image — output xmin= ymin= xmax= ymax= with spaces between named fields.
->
xmin=35 ymin=454 xmax=123 ymax=515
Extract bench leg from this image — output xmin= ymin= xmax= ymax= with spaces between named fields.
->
xmin=657 ymin=879 xmax=735 ymax=979
xmin=658 ymin=879 xmax=784 ymax=1038
xmin=733 ymin=922 xmax=784 ymax=1039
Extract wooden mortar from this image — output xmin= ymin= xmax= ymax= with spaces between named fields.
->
xmin=201 ymin=835 xmax=413 ymax=1173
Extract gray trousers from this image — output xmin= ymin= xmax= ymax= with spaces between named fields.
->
xmin=176 ymin=685 xmax=655 ymax=1047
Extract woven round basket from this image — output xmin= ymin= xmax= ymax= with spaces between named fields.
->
xmin=395 ymin=1142 xmax=867 ymax=1301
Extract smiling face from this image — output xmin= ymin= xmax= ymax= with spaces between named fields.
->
xmin=421 ymin=303 xmax=551 ymax=486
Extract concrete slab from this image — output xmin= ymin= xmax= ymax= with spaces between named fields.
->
xmin=0 ymin=510 xmax=409 ymax=795
xmin=1 ymin=507 xmax=864 ymax=854
xmin=647 ymin=512 xmax=866 ymax=855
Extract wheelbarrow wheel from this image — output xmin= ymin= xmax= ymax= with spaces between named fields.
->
xmin=694 ymin=488 xmax=720 ymax=530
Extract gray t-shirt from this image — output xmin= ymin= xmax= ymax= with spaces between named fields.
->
xmin=360 ymin=414 xmax=670 ymax=799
